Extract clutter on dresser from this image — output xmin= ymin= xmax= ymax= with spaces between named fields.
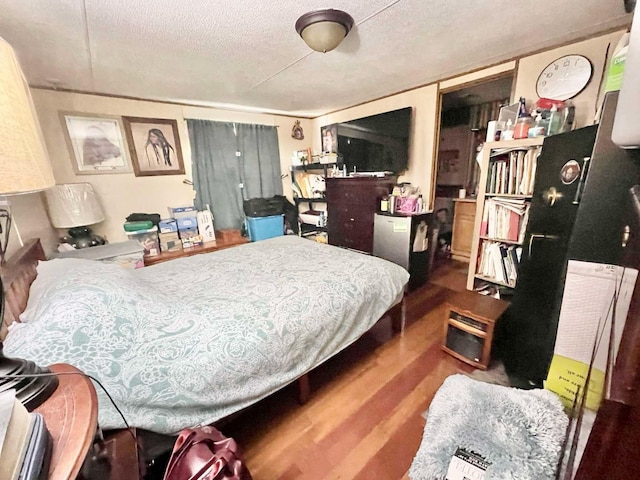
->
xmin=122 ymin=205 xmax=218 ymax=257
xmin=379 ymin=183 xmax=427 ymax=215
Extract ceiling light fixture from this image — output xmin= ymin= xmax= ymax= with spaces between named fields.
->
xmin=295 ymin=9 xmax=354 ymax=53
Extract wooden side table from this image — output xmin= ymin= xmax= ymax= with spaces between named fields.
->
xmin=441 ymin=291 xmax=509 ymax=370
xmin=144 ymin=229 xmax=249 ymax=266
xmin=35 ymin=363 xmax=98 ymax=480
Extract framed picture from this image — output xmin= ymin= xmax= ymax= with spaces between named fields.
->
xmin=295 ymin=148 xmax=311 ymax=165
xmin=122 ymin=117 xmax=185 ymax=177
xmin=321 ymin=124 xmax=338 ymax=154
xmin=61 ymin=113 xmax=132 ymax=174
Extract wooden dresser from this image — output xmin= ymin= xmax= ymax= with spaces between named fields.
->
xmin=326 ymin=177 xmax=395 ymax=253
xmin=450 ymin=198 xmax=476 ymax=262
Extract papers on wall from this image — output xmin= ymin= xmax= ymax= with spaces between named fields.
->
xmin=545 ymin=261 xmax=638 ymax=410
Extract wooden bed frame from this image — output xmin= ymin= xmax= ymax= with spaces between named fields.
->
xmin=0 ymin=238 xmax=404 ymax=403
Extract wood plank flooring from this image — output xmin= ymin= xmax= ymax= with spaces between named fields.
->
xmin=221 ymin=262 xmax=474 ymax=479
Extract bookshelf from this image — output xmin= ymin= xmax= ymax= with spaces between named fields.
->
xmin=466 ymin=137 xmax=544 ymax=292
xmin=290 ymin=162 xmax=336 ymax=238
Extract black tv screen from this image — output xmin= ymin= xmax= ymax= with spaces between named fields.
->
xmin=337 ymin=107 xmax=412 ymax=174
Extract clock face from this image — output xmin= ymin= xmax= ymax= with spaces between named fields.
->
xmin=536 ymin=55 xmax=592 ymax=101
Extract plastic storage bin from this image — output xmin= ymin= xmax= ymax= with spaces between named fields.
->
xmin=53 ymin=240 xmax=144 ymax=268
xmin=246 ymin=214 xmax=284 ymax=241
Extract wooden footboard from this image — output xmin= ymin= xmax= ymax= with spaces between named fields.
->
xmin=0 ymin=239 xmax=45 ymax=339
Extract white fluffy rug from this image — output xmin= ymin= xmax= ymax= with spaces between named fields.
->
xmin=409 ymin=374 xmax=568 ymax=480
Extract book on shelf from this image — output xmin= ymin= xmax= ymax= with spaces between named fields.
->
xmin=480 ymin=198 xmax=530 ymax=243
xmin=292 ymin=172 xmax=325 ymax=199
xmin=0 ymin=390 xmax=52 ymax=480
xmin=486 ymin=147 xmax=541 ymax=196
xmin=477 ymin=241 xmax=522 ymax=287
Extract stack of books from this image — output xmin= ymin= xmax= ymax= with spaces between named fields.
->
xmin=486 ymin=147 xmax=540 ymax=196
xmin=477 ymin=241 xmax=523 ymax=287
xmin=0 ymin=390 xmax=52 ymax=480
xmin=480 ymin=198 xmax=530 ymax=243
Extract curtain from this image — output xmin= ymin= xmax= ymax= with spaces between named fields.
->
xmin=187 ymin=119 xmax=282 ymax=230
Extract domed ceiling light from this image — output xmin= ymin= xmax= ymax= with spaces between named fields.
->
xmin=295 ymin=9 xmax=354 ymax=53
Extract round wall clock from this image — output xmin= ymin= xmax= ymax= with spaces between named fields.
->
xmin=536 ymin=55 xmax=593 ymax=100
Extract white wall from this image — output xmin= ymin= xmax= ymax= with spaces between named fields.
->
xmin=26 ymin=89 xmax=313 ymax=248
xmin=514 ymin=30 xmax=626 ymax=129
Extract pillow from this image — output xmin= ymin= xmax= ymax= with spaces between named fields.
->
xmin=19 ymin=258 xmax=129 ymax=324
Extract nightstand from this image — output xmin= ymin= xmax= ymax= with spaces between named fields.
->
xmin=34 ymin=363 xmax=98 ymax=480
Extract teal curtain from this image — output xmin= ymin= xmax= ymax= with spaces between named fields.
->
xmin=187 ymin=120 xmax=282 ymax=230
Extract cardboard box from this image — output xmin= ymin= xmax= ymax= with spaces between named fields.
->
xmin=159 ymin=232 xmax=182 ymax=252
xmin=125 ymin=226 xmax=160 ymax=256
xmin=180 ymin=228 xmax=203 ymax=248
xmin=177 ymin=216 xmax=198 ymax=230
xmin=159 ymin=218 xmax=178 ymax=233
xmin=197 ymin=210 xmax=216 ymax=243
xmin=168 ymin=205 xmax=197 ymax=219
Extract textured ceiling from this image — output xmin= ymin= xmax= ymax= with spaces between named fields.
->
xmin=0 ymin=0 xmax=631 ymax=117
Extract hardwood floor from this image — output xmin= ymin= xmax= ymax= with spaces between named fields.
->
xmin=221 ymin=262 xmax=474 ymax=479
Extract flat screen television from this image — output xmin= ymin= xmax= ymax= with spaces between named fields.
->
xmin=336 ymin=107 xmax=412 ymax=174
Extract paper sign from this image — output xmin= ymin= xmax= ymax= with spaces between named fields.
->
xmin=545 ymin=261 xmax=637 ymax=410
xmin=393 ymin=223 xmax=408 ymax=233
xmin=446 ymin=448 xmax=490 ymax=480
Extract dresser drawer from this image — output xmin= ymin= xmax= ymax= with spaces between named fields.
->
xmin=328 ymin=218 xmax=374 ymax=253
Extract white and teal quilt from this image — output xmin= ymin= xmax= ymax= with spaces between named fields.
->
xmin=4 ymin=236 xmax=408 ymax=434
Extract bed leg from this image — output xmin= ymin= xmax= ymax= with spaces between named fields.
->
xmin=297 ymin=374 xmax=310 ymax=405
xmin=390 ymin=298 xmax=405 ymax=333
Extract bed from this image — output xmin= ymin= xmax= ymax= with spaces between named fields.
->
xmin=1 ymin=235 xmax=409 ymax=434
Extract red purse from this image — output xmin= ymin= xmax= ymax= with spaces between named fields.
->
xmin=163 ymin=426 xmax=252 ymax=480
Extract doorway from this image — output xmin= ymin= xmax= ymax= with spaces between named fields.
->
xmin=432 ymin=74 xmax=514 ymax=273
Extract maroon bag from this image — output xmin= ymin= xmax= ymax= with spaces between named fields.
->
xmin=163 ymin=426 xmax=252 ymax=480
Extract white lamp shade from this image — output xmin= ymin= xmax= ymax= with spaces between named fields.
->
xmin=300 ymin=22 xmax=348 ymax=53
xmin=0 ymin=36 xmax=55 ymax=195
xmin=45 ymin=183 xmax=105 ymax=228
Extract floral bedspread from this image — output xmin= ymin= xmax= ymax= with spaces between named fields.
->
xmin=5 ymin=236 xmax=408 ymax=434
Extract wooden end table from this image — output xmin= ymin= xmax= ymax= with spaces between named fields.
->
xmin=441 ymin=291 xmax=509 ymax=370
xmin=35 ymin=363 xmax=98 ymax=480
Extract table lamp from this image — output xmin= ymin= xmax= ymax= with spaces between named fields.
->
xmin=0 ymin=35 xmax=59 ymax=410
xmin=45 ymin=183 xmax=106 ymax=248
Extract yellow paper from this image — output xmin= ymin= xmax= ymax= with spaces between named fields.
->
xmin=544 ymin=354 xmax=605 ymax=411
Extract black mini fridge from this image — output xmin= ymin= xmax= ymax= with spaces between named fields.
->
xmin=496 ymin=91 xmax=640 ymax=386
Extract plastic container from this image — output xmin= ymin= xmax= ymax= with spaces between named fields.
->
xmin=125 ymin=227 xmax=160 ymax=257
xmin=514 ymin=117 xmax=533 ymax=139
xmin=246 ymin=214 xmax=284 ymax=242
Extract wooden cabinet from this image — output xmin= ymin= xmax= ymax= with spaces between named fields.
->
xmin=326 ymin=177 xmax=395 ymax=253
xmin=450 ymin=198 xmax=476 ymax=261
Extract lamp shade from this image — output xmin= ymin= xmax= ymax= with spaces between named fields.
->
xmin=45 ymin=183 xmax=105 ymax=228
xmin=295 ymin=9 xmax=354 ymax=53
xmin=0 ymin=36 xmax=55 ymax=195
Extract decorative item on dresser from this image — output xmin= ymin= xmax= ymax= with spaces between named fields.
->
xmin=326 ymin=176 xmax=395 ymax=253
xmin=450 ymin=198 xmax=477 ymax=262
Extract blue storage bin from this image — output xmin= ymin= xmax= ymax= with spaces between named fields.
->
xmin=246 ymin=214 xmax=284 ymax=241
